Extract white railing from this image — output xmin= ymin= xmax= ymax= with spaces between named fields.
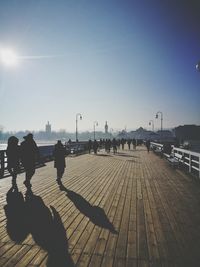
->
xmin=150 ymin=142 xmax=200 ymax=179
xmin=173 ymin=147 xmax=200 ymax=178
xmin=150 ymin=142 xmax=163 ymax=149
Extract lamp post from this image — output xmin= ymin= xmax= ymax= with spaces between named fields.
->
xmin=149 ymin=120 xmax=154 ymax=132
xmin=155 ymin=111 xmax=163 ymax=140
xmin=93 ymin=121 xmax=98 ymax=140
xmin=76 ymin=113 xmax=82 ymax=142
xmin=110 ymin=128 xmax=113 ymax=139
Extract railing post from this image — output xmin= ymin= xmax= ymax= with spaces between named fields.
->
xmin=189 ymin=154 xmax=191 ymax=173
xmin=199 ymin=156 xmax=200 ymax=179
xmin=0 ymin=151 xmax=5 ymax=178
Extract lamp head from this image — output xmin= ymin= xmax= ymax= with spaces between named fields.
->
xmin=155 ymin=114 xmax=158 ymax=119
xmin=149 ymin=122 xmax=151 ymax=125
xmin=196 ymin=61 xmax=200 ymax=72
xmin=80 ymin=115 xmax=82 ymax=120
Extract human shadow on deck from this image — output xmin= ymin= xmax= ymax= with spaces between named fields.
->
xmin=4 ymin=185 xmax=29 ymax=243
xmin=95 ymin=154 xmax=112 ymax=157
xmin=4 ymin=187 xmax=74 ymax=267
xmin=116 ymin=152 xmax=138 ymax=158
xmin=59 ymin=184 xmax=118 ymax=234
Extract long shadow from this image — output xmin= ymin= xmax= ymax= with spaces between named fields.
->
xmin=4 ymin=185 xmax=29 ymax=243
xmin=59 ymin=183 xmax=118 ymax=234
xmin=4 ymin=186 xmax=74 ymax=267
xmin=116 ymin=153 xmax=138 ymax=158
xmin=95 ymin=154 xmax=112 ymax=157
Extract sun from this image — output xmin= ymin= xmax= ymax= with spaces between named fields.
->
xmin=0 ymin=48 xmax=19 ymax=67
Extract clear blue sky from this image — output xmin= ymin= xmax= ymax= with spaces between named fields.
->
xmin=0 ymin=0 xmax=200 ymax=132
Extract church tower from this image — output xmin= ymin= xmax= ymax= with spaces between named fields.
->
xmin=45 ymin=121 xmax=51 ymax=134
xmin=105 ymin=121 xmax=108 ymax=134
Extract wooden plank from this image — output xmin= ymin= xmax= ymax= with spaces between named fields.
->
xmin=0 ymin=146 xmax=200 ymax=266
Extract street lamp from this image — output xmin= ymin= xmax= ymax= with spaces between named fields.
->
xmin=196 ymin=61 xmax=200 ymax=72
xmin=76 ymin=113 xmax=82 ymax=142
xmin=155 ymin=111 xmax=163 ymax=140
xmin=93 ymin=121 xmax=98 ymax=140
xmin=149 ymin=120 xmax=154 ymax=132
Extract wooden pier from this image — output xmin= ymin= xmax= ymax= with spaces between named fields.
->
xmin=0 ymin=146 xmax=200 ymax=267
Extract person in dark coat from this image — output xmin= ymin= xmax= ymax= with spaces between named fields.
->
xmin=127 ymin=139 xmax=131 ymax=150
xmin=54 ymin=140 xmax=66 ymax=184
xmin=132 ymin=139 xmax=136 ymax=149
xmin=93 ymin=140 xmax=98 ymax=154
xmin=121 ymin=138 xmax=125 ymax=150
xmin=20 ymin=133 xmax=39 ymax=188
xmin=6 ymin=136 xmax=20 ymax=185
xmin=146 ymin=140 xmax=151 ymax=153
xmin=88 ymin=139 xmax=92 ymax=154
xmin=112 ymin=138 xmax=117 ymax=154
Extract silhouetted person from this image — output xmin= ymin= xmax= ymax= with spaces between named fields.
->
xmin=105 ymin=139 xmax=111 ymax=153
xmin=54 ymin=140 xmax=66 ymax=184
xmin=105 ymin=139 xmax=108 ymax=153
xmin=117 ymin=139 xmax=120 ymax=150
xmin=112 ymin=138 xmax=117 ymax=154
xmin=163 ymin=142 xmax=172 ymax=155
xmin=68 ymin=139 xmax=72 ymax=145
xmin=127 ymin=139 xmax=131 ymax=150
xmin=121 ymin=138 xmax=125 ymax=150
xmin=146 ymin=139 xmax=151 ymax=153
xmin=132 ymin=138 xmax=136 ymax=149
xmin=88 ymin=139 xmax=92 ymax=154
xmin=20 ymin=133 xmax=39 ymax=188
xmin=93 ymin=139 xmax=98 ymax=154
xmin=6 ymin=136 xmax=20 ymax=185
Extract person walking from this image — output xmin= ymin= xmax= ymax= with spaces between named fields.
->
xmin=121 ymin=138 xmax=125 ymax=150
xmin=146 ymin=139 xmax=151 ymax=153
xmin=20 ymin=133 xmax=39 ymax=188
xmin=6 ymin=136 xmax=20 ymax=185
xmin=93 ymin=140 xmax=98 ymax=154
xmin=88 ymin=139 xmax=92 ymax=154
xmin=112 ymin=138 xmax=117 ymax=154
xmin=132 ymin=139 xmax=136 ymax=150
xmin=127 ymin=139 xmax=131 ymax=150
xmin=54 ymin=140 xmax=66 ymax=184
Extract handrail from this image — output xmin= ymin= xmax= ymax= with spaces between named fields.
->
xmin=151 ymin=142 xmax=200 ymax=179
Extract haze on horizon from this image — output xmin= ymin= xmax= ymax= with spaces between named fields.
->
xmin=0 ymin=0 xmax=200 ymax=133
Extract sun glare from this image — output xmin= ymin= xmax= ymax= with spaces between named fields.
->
xmin=0 ymin=48 xmax=19 ymax=67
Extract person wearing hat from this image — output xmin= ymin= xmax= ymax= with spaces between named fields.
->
xmin=53 ymin=140 xmax=66 ymax=184
xmin=20 ymin=133 xmax=39 ymax=188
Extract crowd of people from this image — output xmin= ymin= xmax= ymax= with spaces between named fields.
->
xmin=6 ymin=133 xmax=147 ymax=188
xmin=87 ymin=138 xmax=139 ymax=155
xmin=6 ymin=133 xmax=67 ymax=188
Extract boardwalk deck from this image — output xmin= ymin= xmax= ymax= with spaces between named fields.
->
xmin=0 ymin=145 xmax=200 ymax=267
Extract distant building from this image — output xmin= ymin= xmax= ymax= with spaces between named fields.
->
xmin=116 ymin=127 xmax=175 ymax=142
xmin=45 ymin=121 xmax=51 ymax=134
xmin=105 ymin=121 xmax=108 ymax=134
xmin=175 ymin=125 xmax=200 ymax=142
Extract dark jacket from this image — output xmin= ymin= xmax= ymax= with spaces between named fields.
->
xmin=20 ymin=139 xmax=39 ymax=169
xmin=54 ymin=143 xmax=66 ymax=169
